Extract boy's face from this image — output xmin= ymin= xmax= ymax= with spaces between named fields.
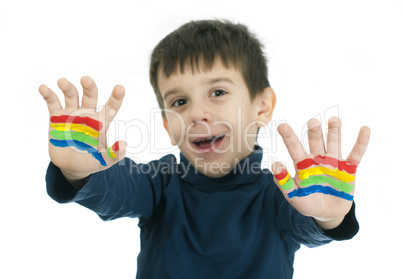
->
xmin=158 ymin=59 xmax=274 ymax=178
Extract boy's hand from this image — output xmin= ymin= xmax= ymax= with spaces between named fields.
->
xmin=39 ymin=76 xmax=126 ymax=184
xmin=272 ymin=117 xmax=370 ymax=229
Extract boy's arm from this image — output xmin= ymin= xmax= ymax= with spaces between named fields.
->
xmin=275 ymin=189 xmax=359 ymax=248
xmin=46 ymin=157 xmax=167 ymax=222
xmin=272 ymin=117 xmax=370 ymax=231
xmin=60 ymin=169 xmax=89 ymax=190
xmin=39 ymin=76 xmax=126 ymax=186
xmin=319 ymin=202 xmax=359 ymax=240
xmin=313 ymin=215 xmax=344 ymax=230
xmin=41 ymin=77 xmax=167 ymax=223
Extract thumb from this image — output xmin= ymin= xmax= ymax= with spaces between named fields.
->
xmin=272 ymin=162 xmax=296 ymax=194
xmin=101 ymin=140 xmax=127 ymax=167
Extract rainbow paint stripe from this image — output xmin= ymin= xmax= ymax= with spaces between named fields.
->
xmin=51 ymin=115 xmax=103 ymax=131
xmin=299 ymin=176 xmax=354 ymax=193
xmin=50 ymin=123 xmax=100 ymax=137
xmin=297 ymin=166 xmax=355 ymax=183
xmin=288 ymin=185 xmax=354 ymax=201
xmin=50 ymin=115 xmax=106 ymax=166
xmin=106 ymin=142 xmax=119 ymax=159
xmin=49 ymin=130 xmax=99 ymax=146
xmin=296 ymin=155 xmax=357 ymax=174
xmin=49 ymin=139 xmax=106 ymax=166
xmin=274 ymin=169 xmax=294 ymax=190
xmin=288 ymin=156 xmax=356 ymax=201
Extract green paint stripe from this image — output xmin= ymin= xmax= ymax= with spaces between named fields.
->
xmin=107 ymin=147 xmax=113 ymax=159
xmin=281 ymin=178 xmax=294 ymax=190
xmin=300 ymin=176 xmax=354 ymax=193
xmin=50 ymin=130 xmax=99 ymax=147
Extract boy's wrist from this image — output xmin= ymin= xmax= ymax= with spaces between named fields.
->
xmin=60 ymin=169 xmax=91 ymax=190
xmin=313 ymin=216 xmax=345 ymax=230
xmin=318 ymin=202 xmax=359 ymax=240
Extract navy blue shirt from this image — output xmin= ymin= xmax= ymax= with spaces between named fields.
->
xmin=46 ymin=147 xmax=358 ymax=278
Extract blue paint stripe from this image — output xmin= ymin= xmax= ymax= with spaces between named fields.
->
xmin=287 ymin=185 xmax=354 ymax=201
xmin=49 ymin=139 xmax=107 ymax=166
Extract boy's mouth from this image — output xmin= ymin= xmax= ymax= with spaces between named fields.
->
xmin=191 ymin=134 xmax=226 ymax=152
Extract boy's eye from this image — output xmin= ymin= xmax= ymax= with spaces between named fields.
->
xmin=172 ymin=98 xmax=187 ymax=107
xmin=210 ymin=89 xmax=227 ymax=97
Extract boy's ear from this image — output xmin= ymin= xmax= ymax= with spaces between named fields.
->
xmin=163 ymin=116 xmax=177 ymax=145
xmin=256 ymin=87 xmax=276 ymax=127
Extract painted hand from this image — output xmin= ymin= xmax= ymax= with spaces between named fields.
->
xmin=39 ymin=76 xmax=126 ymax=179
xmin=272 ymin=117 xmax=370 ymax=220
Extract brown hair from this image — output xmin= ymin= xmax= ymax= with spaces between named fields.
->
xmin=150 ymin=19 xmax=270 ymax=114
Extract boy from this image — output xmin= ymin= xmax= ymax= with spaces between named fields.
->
xmin=39 ymin=20 xmax=370 ymax=278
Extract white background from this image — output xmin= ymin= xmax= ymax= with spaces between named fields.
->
xmin=1 ymin=0 xmax=401 ymax=278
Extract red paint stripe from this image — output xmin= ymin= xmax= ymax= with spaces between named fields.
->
xmin=296 ymin=155 xmax=357 ymax=174
xmin=51 ymin=115 xmax=103 ymax=131
xmin=112 ymin=141 xmax=119 ymax=152
xmin=274 ymin=169 xmax=288 ymax=180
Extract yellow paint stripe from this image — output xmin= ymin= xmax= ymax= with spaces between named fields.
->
xmin=109 ymin=148 xmax=117 ymax=158
xmin=278 ymin=172 xmax=290 ymax=185
xmin=298 ymin=167 xmax=355 ymax=183
xmin=50 ymin=123 xmax=100 ymax=137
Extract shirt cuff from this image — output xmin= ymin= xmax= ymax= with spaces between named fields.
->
xmin=46 ymin=161 xmax=81 ymax=203
xmin=321 ymin=202 xmax=359 ymax=241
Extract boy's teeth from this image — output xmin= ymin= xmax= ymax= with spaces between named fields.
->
xmin=196 ymin=134 xmax=224 ymax=143
xmin=198 ymin=136 xmax=215 ymax=142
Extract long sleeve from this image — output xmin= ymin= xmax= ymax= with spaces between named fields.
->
xmin=46 ymin=155 xmax=175 ymax=223
xmin=45 ymin=147 xmax=361 ymax=279
xmin=275 ymin=187 xmax=333 ymax=250
xmin=275 ymin=185 xmax=359 ymax=250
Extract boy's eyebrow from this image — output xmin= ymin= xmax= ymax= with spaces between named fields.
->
xmin=208 ymin=77 xmax=235 ymax=85
xmin=163 ymin=89 xmax=179 ymax=101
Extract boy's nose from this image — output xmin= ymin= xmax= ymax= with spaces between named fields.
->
xmin=190 ymin=104 xmax=211 ymax=124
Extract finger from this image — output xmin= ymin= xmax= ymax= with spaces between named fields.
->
xmin=307 ymin=118 xmax=326 ymax=155
xmin=80 ymin=76 xmax=98 ymax=109
xmin=38 ymin=84 xmax=63 ymax=114
xmin=277 ymin=123 xmax=307 ymax=163
xmin=272 ymin=162 xmax=297 ymax=200
xmin=100 ymin=140 xmax=127 ymax=168
xmin=57 ymin=78 xmax=79 ymax=108
xmin=327 ymin=116 xmax=342 ymax=158
xmin=100 ymin=84 xmax=125 ymax=130
xmin=346 ymin=126 xmax=371 ymax=166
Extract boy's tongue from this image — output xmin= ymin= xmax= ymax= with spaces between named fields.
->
xmin=198 ymin=139 xmax=214 ymax=148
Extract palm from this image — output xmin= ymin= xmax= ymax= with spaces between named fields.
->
xmin=48 ymin=108 xmax=106 ymax=174
xmin=40 ymin=77 xmax=125 ymax=178
xmin=273 ymin=117 xmax=370 ymax=220
xmin=288 ymin=155 xmax=355 ymax=219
